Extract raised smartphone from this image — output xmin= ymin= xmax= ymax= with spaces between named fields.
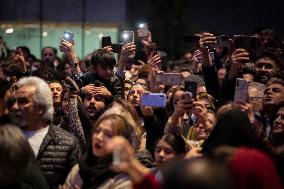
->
xmin=141 ymin=93 xmax=166 ymax=107
xmin=156 ymin=73 xmax=182 ymax=86
xmin=122 ymin=31 xmax=134 ymax=43
xmin=234 ymin=78 xmax=249 ymax=103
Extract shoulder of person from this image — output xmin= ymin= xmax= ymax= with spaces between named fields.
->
xmin=99 ymin=173 xmax=132 ymax=189
xmin=64 ymin=164 xmax=83 ymax=189
xmin=49 ymin=125 xmax=78 ymax=144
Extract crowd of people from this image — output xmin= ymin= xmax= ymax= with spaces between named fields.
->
xmin=0 ymin=27 xmax=284 ymax=189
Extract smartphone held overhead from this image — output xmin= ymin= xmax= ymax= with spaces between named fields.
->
xmin=63 ymin=31 xmax=74 ymax=44
xmin=122 ymin=31 xmax=134 ymax=43
xmin=234 ymin=78 xmax=249 ymax=104
xmin=141 ymin=93 xmax=166 ymax=108
xmin=156 ymin=73 xmax=182 ymax=86
xmin=138 ymin=23 xmax=148 ymax=37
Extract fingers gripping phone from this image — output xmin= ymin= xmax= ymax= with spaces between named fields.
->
xmin=234 ymin=78 xmax=249 ymax=103
xmin=148 ymin=43 xmax=158 ymax=55
xmin=138 ymin=23 xmax=149 ymax=37
xmin=156 ymin=73 xmax=182 ymax=86
xmin=122 ymin=31 xmax=134 ymax=43
xmin=141 ymin=93 xmax=166 ymax=108
xmin=63 ymin=31 xmax=74 ymax=44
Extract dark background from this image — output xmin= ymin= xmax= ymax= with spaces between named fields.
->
xmin=1 ymin=0 xmax=284 ymax=59
xmin=126 ymin=0 xmax=284 ymax=59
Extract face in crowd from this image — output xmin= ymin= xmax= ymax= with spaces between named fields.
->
xmin=127 ymin=84 xmax=146 ymax=107
xmin=83 ymin=93 xmax=106 ymax=119
xmin=255 ymin=57 xmax=278 ymax=83
xmin=124 ymin=82 xmax=132 ymax=99
xmin=272 ymin=107 xmax=284 ymax=136
xmin=92 ymin=115 xmax=132 ymax=157
xmin=42 ymin=47 xmax=56 ymax=63
xmin=94 ymin=64 xmax=114 ymax=80
xmin=195 ymin=111 xmax=216 ymax=141
xmin=49 ymin=82 xmax=63 ymax=107
xmin=154 ymin=134 xmax=185 ymax=168
xmin=11 ymin=85 xmax=44 ymax=129
xmin=263 ymin=82 xmax=284 ymax=107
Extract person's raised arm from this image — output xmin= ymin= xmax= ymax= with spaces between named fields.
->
xmin=59 ymin=39 xmax=81 ymax=74
xmin=199 ymin=32 xmax=217 ymax=67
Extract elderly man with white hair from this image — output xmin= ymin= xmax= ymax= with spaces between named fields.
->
xmin=11 ymin=76 xmax=80 ymax=189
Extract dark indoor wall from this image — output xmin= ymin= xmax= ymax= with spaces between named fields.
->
xmin=126 ymin=0 xmax=284 ymax=59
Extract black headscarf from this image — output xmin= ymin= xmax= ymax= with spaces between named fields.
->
xmin=202 ymin=108 xmax=269 ymax=155
xmin=79 ymin=150 xmax=116 ymax=189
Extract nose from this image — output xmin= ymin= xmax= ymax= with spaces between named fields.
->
xmin=261 ymin=65 xmax=267 ymax=71
xmin=133 ymin=91 xmax=139 ymax=98
xmin=11 ymin=101 xmax=19 ymax=111
xmin=90 ymin=97 xmax=96 ymax=104
xmin=275 ymin=115 xmax=281 ymax=124
xmin=158 ymin=150 xmax=165 ymax=158
xmin=106 ymin=67 xmax=112 ymax=74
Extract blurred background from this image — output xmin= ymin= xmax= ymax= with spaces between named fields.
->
xmin=1 ymin=0 xmax=284 ymax=59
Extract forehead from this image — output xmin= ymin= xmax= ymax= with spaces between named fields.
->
xmin=131 ymin=84 xmax=145 ymax=91
xmin=49 ymin=82 xmax=62 ymax=88
xmin=174 ymin=90 xmax=184 ymax=98
xmin=157 ymin=139 xmax=173 ymax=149
xmin=256 ymin=57 xmax=275 ymax=65
xmin=125 ymin=83 xmax=132 ymax=88
xmin=267 ymin=83 xmax=284 ymax=89
xmin=43 ymin=48 xmax=55 ymax=54
xmin=15 ymin=85 xmax=36 ymax=98
xmin=97 ymin=119 xmax=113 ymax=131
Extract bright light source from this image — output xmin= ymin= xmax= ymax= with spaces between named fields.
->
xmin=64 ymin=33 xmax=70 ymax=39
xmin=123 ymin=33 xmax=129 ymax=39
xmin=98 ymin=33 xmax=104 ymax=39
xmin=5 ymin=28 xmax=13 ymax=34
xmin=139 ymin=23 xmax=145 ymax=28
xmin=42 ymin=32 xmax=48 ymax=37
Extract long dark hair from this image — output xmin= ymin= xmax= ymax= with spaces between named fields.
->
xmin=159 ymin=133 xmax=186 ymax=155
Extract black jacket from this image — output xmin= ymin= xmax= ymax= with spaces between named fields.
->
xmin=37 ymin=125 xmax=80 ymax=189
